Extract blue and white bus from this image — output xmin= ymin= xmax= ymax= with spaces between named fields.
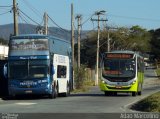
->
xmin=8 ymin=34 xmax=72 ymax=98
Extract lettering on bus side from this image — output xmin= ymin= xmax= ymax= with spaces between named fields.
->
xmin=58 ymin=55 xmax=66 ymax=64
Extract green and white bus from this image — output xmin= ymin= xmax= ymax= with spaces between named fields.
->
xmin=100 ymin=50 xmax=144 ymax=96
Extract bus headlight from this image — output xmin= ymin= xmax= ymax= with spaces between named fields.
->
xmin=40 ymin=82 xmax=48 ymax=87
xmin=101 ymin=80 xmax=107 ymax=84
xmin=10 ymin=84 xmax=16 ymax=87
xmin=132 ymin=80 xmax=136 ymax=85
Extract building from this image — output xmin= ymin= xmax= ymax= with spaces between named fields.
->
xmin=0 ymin=45 xmax=8 ymax=60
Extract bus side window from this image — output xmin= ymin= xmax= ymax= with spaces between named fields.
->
xmin=57 ymin=65 xmax=67 ymax=78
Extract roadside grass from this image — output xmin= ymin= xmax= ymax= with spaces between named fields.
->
xmin=71 ymin=80 xmax=95 ymax=93
xmin=71 ymin=65 xmax=95 ymax=93
xmin=131 ymin=92 xmax=160 ymax=112
xmin=156 ymin=68 xmax=160 ymax=79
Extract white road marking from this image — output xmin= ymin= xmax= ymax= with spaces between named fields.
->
xmin=15 ymin=102 xmax=37 ymax=105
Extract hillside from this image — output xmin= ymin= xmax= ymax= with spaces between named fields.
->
xmin=0 ymin=23 xmax=78 ymax=41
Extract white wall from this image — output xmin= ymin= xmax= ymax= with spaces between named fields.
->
xmin=0 ymin=45 xmax=8 ymax=59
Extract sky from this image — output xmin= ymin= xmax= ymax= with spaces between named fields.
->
xmin=1 ymin=0 xmax=160 ymax=30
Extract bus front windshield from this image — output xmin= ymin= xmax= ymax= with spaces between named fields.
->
xmin=102 ymin=59 xmax=136 ymax=79
xmin=9 ymin=59 xmax=49 ymax=79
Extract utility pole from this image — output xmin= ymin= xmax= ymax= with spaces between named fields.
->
xmin=71 ymin=3 xmax=75 ymax=90
xmin=107 ymin=29 xmax=110 ymax=52
xmin=13 ymin=0 xmax=18 ymax=36
xmin=75 ymin=15 xmax=82 ymax=69
xmin=91 ymin=10 xmax=107 ymax=86
xmin=43 ymin=12 xmax=48 ymax=35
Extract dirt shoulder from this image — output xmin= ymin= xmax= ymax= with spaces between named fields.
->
xmin=130 ymin=69 xmax=160 ymax=112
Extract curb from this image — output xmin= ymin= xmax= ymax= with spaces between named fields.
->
xmin=0 ymin=98 xmax=3 ymax=101
xmin=123 ymin=89 xmax=160 ymax=112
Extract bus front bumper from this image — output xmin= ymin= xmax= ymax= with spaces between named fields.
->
xmin=8 ymin=87 xmax=52 ymax=96
xmin=99 ymin=80 xmax=138 ymax=92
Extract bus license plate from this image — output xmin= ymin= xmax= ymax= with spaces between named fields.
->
xmin=115 ymin=86 xmax=122 ymax=89
xmin=25 ymin=90 xmax=32 ymax=93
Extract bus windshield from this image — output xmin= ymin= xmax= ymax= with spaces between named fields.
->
xmin=9 ymin=59 xmax=49 ymax=79
xmin=102 ymin=59 xmax=136 ymax=79
xmin=9 ymin=38 xmax=49 ymax=56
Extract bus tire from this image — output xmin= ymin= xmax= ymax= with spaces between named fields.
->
xmin=64 ymin=82 xmax=70 ymax=97
xmin=104 ymin=91 xmax=109 ymax=96
xmin=113 ymin=92 xmax=117 ymax=96
xmin=49 ymin=85 xmax=57 ymax=99
xmin=132 ymin=92 xmax=136 ymax=96
xmin=137 ymin=91 xmax=142 ymax=95
xmin=138 ymin=84 xmax=143 ymax=95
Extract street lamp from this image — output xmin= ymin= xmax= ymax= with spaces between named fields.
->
xmin=94 ymin=10 xmax=106 ymax=86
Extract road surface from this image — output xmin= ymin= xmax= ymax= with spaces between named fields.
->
xmin=0 ymin=67 xmax=160 ymax=119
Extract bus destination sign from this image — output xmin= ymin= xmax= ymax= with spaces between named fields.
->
xmin=106 ymin=53 xmax=133 ymax=59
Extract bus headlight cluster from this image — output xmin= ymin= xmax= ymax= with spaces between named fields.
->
xmin=101 ymin=80 xmax=108 ymax=84
xmin=10 ymin=84 xmax=17 ymax=87
xmin=132 ymin=80 xmax=136 ymax=85
xmin=39 ymin=82 xmax=48 ymax=87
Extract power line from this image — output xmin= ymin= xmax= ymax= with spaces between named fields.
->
xmin=73 ymin=24 xmax=77 ymax=31
xmin=20 ymin=0 xmax=44 ymax=26
xmin=18 ymin=15 xmax=27 ymax=32
xmin=21 ymin=0 xmax=42 ymax=19
xmin=0 ymin=10 xmax=11 ymax=16
xmin=47 ymin=15 xmax=70 ymax=33
xmin=109 ymin=14 xmax=160 ymax=22
xmin=18 ymin=9 xmax=41 ymax=26
xmin=82 ymin=14 xmax=94 ymax=25
xmin=48 ymin=29 xmax=68 ymax=39
xmin=0 ymin=5 xmax=12 ymax=7
xmin=18 ymin=12 xmax=30 ymax=24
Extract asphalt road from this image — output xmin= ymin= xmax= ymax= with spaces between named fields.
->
xmin=0 ymin=67 xmax=160 ymax=119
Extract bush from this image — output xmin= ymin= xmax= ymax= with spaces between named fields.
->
xmin=74 ymin=65 xmax=94 ymax=91
xmin=156 ymin=68 xmax=160 ymax=78
xmin=131 ymin=92 xmax=160 ymax=112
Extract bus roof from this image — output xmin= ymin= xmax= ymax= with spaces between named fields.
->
xmin=10 ymin=34 xmax=70 ymax=44
xmin=108 ymin=50 xmax=135 ymax=54
xmin=105 ymin=50 xmax=143 ymax=58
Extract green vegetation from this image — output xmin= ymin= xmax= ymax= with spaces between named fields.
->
xmin=150 ymin=29 xmax=160 ymax=60
xmin=131 ymin=92 xmax=160 ymax=112
xmin=76 ymin=25 xmax=152 ymax=68
xmin=73 ymin=25 xmax=160 ymax=91
xmin=72 ymin=65 xmax=94 ymax=93
xmin=0 ymin=37 xmax=8 ymax=45
xmin=156 ymin=68 xmax=160 ymax=78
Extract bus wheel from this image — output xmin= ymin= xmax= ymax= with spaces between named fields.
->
xmin=132 ymin=92 xmax=136 ymax=97
xmin=49 ymin=85 xmax=57 ymax=99
xmin=54 ymin=84 xmax=59 ymax=98
xmin=64 ymin=82 xmax=70 ymax=97
xmin=137 ymin=91 xmax=142 ymax=95
xmin=105 ymin=91 xmax=109 ymax=96
xmin=113 ymin=92 xmax=117 ymax=96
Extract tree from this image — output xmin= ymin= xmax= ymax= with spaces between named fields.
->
xmin=75 ymin=26 xmax=151 ymax=68
xmin=150 ymin=28 xmax=160 ymax=60
xmin=129 ymin=25 xmax=151 ymax=52
xmin=0 ymin=37 xmax=8 ymax=45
